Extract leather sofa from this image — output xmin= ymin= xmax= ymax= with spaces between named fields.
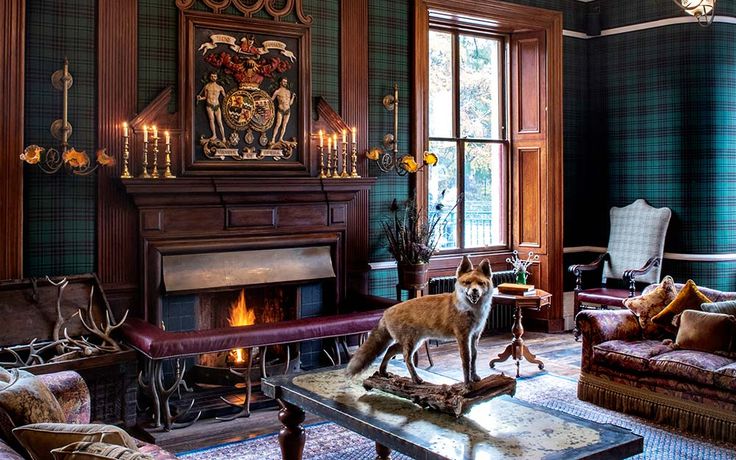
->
xmin=576 ymin=284 xmax=736 ymax=442
xmin=0 ymin=371 xmax=175 ymax=460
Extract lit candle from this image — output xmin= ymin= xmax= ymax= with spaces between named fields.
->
xmin=351 ymin=127 xmax=356 ymax=143
xmin=143 ymin=125 xmax=148 ymax=142
xmin=333 ymin=133 xmax=337 ymax=148
xmin=165 ymin=131 xmax=170 ymax=145
xmin=327 ymin=135 xmax=332 ymax=152
xmin=123 ymin=122 xmax=129 ymax=138
xmin=319 ymin=129 xmax=324 ymax=147
xmin=342 ymin=129 xmax=347 ymax=144
xmin=152 ymin=125 xmax=158 ymax=139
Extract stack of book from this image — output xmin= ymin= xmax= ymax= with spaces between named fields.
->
xmin=497 ymin=283 xmax=537 ymax=296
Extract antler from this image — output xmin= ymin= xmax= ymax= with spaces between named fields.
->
xmin=46 ymin=276 xmax=69 ymax=353
xmin=75 ymin=286 xmax=128 ymax=352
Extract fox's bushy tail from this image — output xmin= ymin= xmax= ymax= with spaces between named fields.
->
xmin=346 ymin=320 xmax=392 ymax=376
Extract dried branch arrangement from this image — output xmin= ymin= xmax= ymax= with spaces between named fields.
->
xmin=0 ymin=277 xmax=128 ymax=368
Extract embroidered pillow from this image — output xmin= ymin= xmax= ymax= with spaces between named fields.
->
xmin=14 ymin=423 xmax=138 ymax=460
xmin=652 ymin=279 xmax=712 ymax=334
xmin=51 ymin=442 xmax=152 ymax=460
xmin=675 ymin=310 xmax=736 ymax=353
xmin=623 ymin=275 xmax=678 ymax=339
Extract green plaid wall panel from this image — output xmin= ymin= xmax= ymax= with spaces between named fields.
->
xmin=591 ymin=25 xmax=736 ymax=257
xmin=368 ymin=0 xmax=412 ymax=263
xmin=138 ymin=0 xmax=179 ymax=113
xmin=24 ymin=0 xmax=97 ymax=277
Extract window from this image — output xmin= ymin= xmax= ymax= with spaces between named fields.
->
xmin=427 ymin=28 xmax=508 ymax=252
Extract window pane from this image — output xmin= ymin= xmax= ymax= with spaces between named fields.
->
xmin=459 ymin=35 xmax=502 ymax=139
xmin=428 ymin=30 xmax=453 ymax=138
xmin=428 ymin=141 xmax=458 ymax=250
xmin=464 ymin=142 xmax=505 ymax=247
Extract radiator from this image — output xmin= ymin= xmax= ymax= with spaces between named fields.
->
xmin=428 ymin=270 xmax=516 ymax=332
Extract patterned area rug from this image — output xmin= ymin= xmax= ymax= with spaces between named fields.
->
xmin=178 ymin=373 xmax=736 ymax=459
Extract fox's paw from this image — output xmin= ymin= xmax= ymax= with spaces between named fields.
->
xmin=471 ymin=373 xmax=482 ymax=382
xmin=411 ymin=376 xmax=424 ymax=384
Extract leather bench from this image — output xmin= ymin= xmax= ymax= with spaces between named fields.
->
xmin=121 ymin=304 xmax=390 ymax=430
xmin=123 ymin=309 xmax=385 ymax=360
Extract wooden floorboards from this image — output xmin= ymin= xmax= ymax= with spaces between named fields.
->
xmin=154 ymin=331 xmax=582 ymax=453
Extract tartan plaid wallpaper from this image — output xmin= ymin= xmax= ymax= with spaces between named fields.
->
xmin=22 ymin=0 xmax=736 ymax=292
xmin=588 ymin=22 xmax=736 ymax=290
xmin=23 ymin=0 xmax=97 ymax=277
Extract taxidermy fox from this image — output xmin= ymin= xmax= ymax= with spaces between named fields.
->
xmin=347 ymin=256 xmax=493 ymax=385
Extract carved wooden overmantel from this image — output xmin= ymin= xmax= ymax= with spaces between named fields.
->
xmin=122 ymin=177 xmax=375 ymax=323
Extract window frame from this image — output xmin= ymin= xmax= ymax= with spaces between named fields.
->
xmin=427 ymin=22 xmax=511 ymax=255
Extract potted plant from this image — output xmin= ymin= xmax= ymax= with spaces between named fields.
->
xmin=382 ymin=198 xmax=453 ymax=288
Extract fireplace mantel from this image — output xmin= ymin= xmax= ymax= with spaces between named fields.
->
xmin=121 ymin=177 xmax=375 ymax=323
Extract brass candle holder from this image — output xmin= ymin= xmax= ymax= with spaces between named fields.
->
xmin=318 ymin=145 xmax=327 ymax=178
xmin=120 ymin=134 xmax=132 ymax=179
xmin=350 ymin=142 xmax=360 ymax=178
xmin=140 ymin=139 xmax=151 ymax=178
xmin=163 ymin=140 xmax=176 ymax=179
xmin=331 ymin=145 xmax=340 ymax=178
xmin=151 ymin=134 xmax=160 ymax=179
xmin=340 ymin=142 xmax=349 ymax=178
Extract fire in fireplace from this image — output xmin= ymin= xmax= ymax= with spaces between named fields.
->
xmin=226 ymin=289 xmax=255 ymax=367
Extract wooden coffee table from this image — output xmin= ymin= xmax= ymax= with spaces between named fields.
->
xmin=262 ymin=365 xmax=642 ymax=460
xmin=490 ymin=289 xmax=552 ymax=377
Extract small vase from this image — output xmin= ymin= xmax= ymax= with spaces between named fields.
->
xmin=397 ymin=262 xmax=429 ymax=289
xmin=516 ymin=271 xmax=528 ymax=285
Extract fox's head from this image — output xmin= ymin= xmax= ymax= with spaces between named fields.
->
xmin=455 ymin=256 xmax=493 ymax=306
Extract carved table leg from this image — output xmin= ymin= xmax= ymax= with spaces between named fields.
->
xmin=376 ymin=442 xmax=392 ymax=460
xmin=278 ymin=400 xmax=305 ymax=460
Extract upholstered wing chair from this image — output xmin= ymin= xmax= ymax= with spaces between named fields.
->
xmin=569 ymin=199 xmax=671 ymax=335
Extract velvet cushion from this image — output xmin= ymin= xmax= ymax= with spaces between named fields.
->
xmin=13 ymin=424 xmax=138 ymax=460
xmin=0 ymin=376 xmax=64 ymax=444
xmin=623 ymin=275 xmax=677 ymax=339
xmin=701 ymin=300 xmax=736 ymax=316
xmin=51 ymin=442 xmax=152 ymax=460
xmin=652 ymin=279 xmax=712 ymax=334
xmin=675 ymin=310 xmax=736 ymax=354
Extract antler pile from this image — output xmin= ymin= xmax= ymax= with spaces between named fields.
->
xmin=0 ymin=279 xmax=128 ymax=368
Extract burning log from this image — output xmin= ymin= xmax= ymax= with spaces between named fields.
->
xmin=362 ymin=372 xmax=516 ymax=417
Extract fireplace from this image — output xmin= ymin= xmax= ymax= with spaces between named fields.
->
xmin=160 ymin=246 xmax=336 ymax=371
xmin=121 ymin=177 xmax=375 ymax=419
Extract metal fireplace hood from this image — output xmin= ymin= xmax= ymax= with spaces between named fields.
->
xmin=162 ymin=246 xmax=335 ymax=294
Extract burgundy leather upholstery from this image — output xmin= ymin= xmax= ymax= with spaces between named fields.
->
xmin=122 ymin=309 xmax=385 ymax=360
xmin=576 ymin=288 xmax=637 ymax=308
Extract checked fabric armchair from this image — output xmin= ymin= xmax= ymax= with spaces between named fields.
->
xmin=569 ymin=199 xmax=671 ymax=337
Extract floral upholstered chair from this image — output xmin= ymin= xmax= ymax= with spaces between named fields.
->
xmin=569 ymin=199 xmax=671 ymax=338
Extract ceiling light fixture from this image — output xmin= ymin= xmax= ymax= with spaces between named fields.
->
xmin=674 ymin=0 xmax=716 ymax=27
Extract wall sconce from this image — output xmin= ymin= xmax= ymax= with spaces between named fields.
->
xmin=366 ymin=83 xmax=437 ymax=176
xmin=674 ymin=0 xmax=716 ymax=27
xmin=20 ymin=59 xmax=114 ymax=176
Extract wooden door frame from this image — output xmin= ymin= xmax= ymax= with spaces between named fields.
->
xmin=413 ymin=0 xmax=564 ymax=331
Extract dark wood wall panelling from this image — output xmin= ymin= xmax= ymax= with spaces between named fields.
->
xmin=97 ymin=0 xmax=139 ymax=314
xmin=414 ymin=0 xmax=564 ymax=332
xmin=0 ymin=0 xmax=25 ymax=280
xmin=340 ymin=0 xmax=371 ymax=292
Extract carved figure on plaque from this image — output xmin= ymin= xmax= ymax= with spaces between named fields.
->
xmin=197 ymin=72 xmax=227 ymax=142
xmin=270 ymin=77 xmax=296 ymax=145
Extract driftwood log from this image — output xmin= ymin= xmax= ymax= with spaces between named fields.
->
xmin=362 ymin=372 xmax=516 ymax=417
